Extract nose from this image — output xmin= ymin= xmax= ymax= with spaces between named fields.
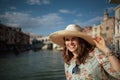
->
xmin=69 ymin=40 xmax=74 ymax=45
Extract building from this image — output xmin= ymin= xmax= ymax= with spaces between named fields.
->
xmin=100 ymin=10 xmax=115 ymax=45
xmin=109 ymin=0 xmax=120 ymax=4
xmin=92 ymin=24 xmax=101 ymax=38
xmin=114 ymin=5 xmax=120 ymax=51
xmin=0 ymin=23 xmax=30 ymax=52
xmin=109 ymin=0 xmax=120 ymax=54
xmin=82 ymin=26 xmax=93 ymax=36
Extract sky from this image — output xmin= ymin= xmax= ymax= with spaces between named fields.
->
xmin=0 ymin=0 xmax=118 ymax=36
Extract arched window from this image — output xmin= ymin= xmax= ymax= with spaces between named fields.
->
xmin=106 ymin=26 xmax=109 ymax=31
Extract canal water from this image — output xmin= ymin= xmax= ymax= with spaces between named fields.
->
xmin=0 ymin=50 xmax=66 ymax=80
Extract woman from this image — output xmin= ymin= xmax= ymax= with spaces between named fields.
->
xmin=49 ymin=24 xmax=120 ymax=80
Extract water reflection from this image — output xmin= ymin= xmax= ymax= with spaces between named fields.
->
xmin=0 ymin=50 xmax=66 ymax=80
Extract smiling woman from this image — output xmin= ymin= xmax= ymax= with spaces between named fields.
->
xmin=64 ymin=36 xmax=80 ymax=54
xmin=49 ymin=24 xmax=120 ymax=80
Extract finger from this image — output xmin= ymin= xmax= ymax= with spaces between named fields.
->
xmin=93 ymin=40 xmax=98 ymax=45
xmin=96 ymin=36 xmax=105 ymax=42
xmin=98 ymin=36 xmax=104 ymax=40
xmin=95 ymin=37 xmax=101 ymax=42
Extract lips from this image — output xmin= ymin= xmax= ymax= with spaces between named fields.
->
xmin=69 ymin=45 xmax=75 ymax=48
xmin=68 ymin=45 xmax=77 ymax=51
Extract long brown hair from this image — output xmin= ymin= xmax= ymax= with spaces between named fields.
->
xmin=62 ymin=37 xmax=94 ymax=65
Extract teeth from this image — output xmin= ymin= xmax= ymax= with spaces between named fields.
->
xmin=69 ymin=46 xmax=73 ymax=47
xmin=70 ymin=47 xmax=74 ymax=49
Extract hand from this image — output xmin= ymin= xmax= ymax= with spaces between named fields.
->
xmin=93 ymin=36 xmax=109 ymax=53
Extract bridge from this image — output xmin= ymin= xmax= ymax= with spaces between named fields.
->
xmin=31 ymin=36 xmax=58 ymax=50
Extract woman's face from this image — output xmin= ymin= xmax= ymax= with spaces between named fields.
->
xmin=65 ymin=36 xmax=79 ymax=54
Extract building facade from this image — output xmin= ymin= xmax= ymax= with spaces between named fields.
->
xmin=114 ymin=5 xmax=120 ymax=51
xmin=100 ymin=10 xmax=115 ymax=46
xmin=0 ymin=23 xmax=30 ymax=52
xmin=92 ymin=24 xmax=101 ymax=38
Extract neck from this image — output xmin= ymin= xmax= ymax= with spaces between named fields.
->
xmin=73 ymin=52 xmax=78 ymax=59
xmin=73 ymin=49 xmax=81 ymax=58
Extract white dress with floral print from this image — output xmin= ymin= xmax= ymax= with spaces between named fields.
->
xmin=64 ymin=48 xmax=120 ymax=80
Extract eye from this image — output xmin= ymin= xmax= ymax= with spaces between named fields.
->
xmin=72 ymin=37 xmax=76 ymax=40
xmin=72 ymin=37 xmax=78 ymax=41
xmin=65 ymin=38 xmax=69 ymax=41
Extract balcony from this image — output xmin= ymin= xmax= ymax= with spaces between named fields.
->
xmin=114 ymin=33 xmax=120 ymax=37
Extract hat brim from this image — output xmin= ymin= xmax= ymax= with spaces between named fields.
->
xmin=49 ymin=30 xmax=95 ymax=46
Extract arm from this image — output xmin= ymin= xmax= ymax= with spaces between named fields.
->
xmin=94 ymin=48 xmax=120 ymax=79
xmin=93 ymin=36 xmax=120 ymax=71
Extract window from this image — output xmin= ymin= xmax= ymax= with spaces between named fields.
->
xmin=94 ymin=28 xmax=97 ymax=32
xmin=106 ymin=26 xmax=109 ymax=31
xmin=117 ymin=24 xmax=119 ymax=30
xmin=119 ymin=9 xmax=120 ymax=19
xmin=117 ymin=40 xmax=119 ymax=50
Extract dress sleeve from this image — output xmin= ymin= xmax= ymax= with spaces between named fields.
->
xmin=94 ymin=48 xmax=120 ymax=79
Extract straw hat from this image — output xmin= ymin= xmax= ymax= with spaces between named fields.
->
xmin=49 ymin=24 xmax=95 ymax=46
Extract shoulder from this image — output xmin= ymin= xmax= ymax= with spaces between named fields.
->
xmin=89 ymin=47 xmax=100 ymax=56
xmin=89 ymin=47 xmax=105 ymax=60
xmin=93 ymin=47 xmax=103 ymax=54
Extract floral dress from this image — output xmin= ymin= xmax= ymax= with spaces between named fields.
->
xmin=64 ymin=48 xmax=120 ymax=80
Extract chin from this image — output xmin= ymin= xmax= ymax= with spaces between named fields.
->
xmin=69 ymin=49 xmax=76 ymax=53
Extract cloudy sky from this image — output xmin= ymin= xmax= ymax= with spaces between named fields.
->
xmin=0 ymin=0 xmax=117 ymax=36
